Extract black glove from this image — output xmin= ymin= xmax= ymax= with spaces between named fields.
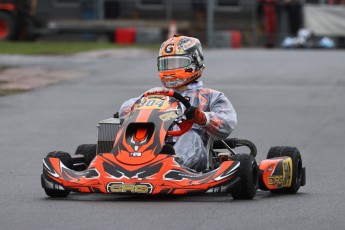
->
xmin=184 ymin=106 xmax=207 ymax=125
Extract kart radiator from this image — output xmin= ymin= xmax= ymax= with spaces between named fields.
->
xmin=97 ymin=118 xmax=121 ymax=154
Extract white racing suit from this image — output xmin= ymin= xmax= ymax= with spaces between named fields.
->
xmin=119 ymin=81 xmax=237 ymax=172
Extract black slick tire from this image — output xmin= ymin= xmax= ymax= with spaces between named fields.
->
xmin=267 ymin=146 xmax=303 ymax=194
xmin=47 ymin=151 xmax=73 ymax=169
xmin=45 ymin=151 xmax=72 ymax=197
xmin=44 ymin=189 xmax=70 ymax=198
xmin=231 ymin=154 xmax=258 ymax=200
xmin=75 ymin=144 xmax=97 ymax=167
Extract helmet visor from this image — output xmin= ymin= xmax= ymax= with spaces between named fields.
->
xmin=158 ymin=56 xmax=192 ymax=71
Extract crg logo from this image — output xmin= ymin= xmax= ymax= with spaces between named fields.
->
xmin=107 ymin=182 xmax=153 ymax=194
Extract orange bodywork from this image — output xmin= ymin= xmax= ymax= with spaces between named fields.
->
xmin=112 ymin=95 xmax=185 ymax=166
xmin=43 ymin=154 xmax=240 ymax=195
xmin=259 ymin=156 xmax=293 ymax=190
xmin=134 ymin=128 xmax=148 ymax=142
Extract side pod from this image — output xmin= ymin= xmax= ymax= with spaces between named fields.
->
xmin=259 ymin=157 xmax=294 ymax=191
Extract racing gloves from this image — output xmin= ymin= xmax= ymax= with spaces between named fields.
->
xmin=185 ymin=106 xmax=207 ymax=126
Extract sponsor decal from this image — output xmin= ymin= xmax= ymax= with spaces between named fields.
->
xmin=268 ymin=158 xmax=292 ymax=187
xmin=130 ymin=152 xmax=142 ymax=157
xmin=159 ymin=111 xmax=179 ymax=121
xmin=176 ymin=46 xmax=184 ymax=54
xmin=136 ymin=98 xmax=169 ymax=110
xmin=268 ymin=176 xmax=284 ymax=186
xmin=164 ymin=43 xmax=174 ymax=53
xmin=178 ymin=37 xmax=194 ymax=50
xmin=107 ymin=182 xmax=153 ymax=194
xmin=163 ymin=169 xmax=216 ymax=181
xmin=178 ymin=173 xmax=204 ymax=178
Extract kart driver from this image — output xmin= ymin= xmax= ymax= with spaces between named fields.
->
xmin=119 ymin=35 xmax=237 ymax=172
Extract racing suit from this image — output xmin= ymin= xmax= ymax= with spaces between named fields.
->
xmin=119 ymin=81 xmax=237 ymax=171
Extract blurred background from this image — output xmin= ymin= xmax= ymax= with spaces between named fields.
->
xmin=0 ymin=0 xmax=345 ymax=49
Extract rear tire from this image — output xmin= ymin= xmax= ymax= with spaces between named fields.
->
xmin=0 ymin=12 xmax=15 ymax=40
xmin=267 ymin=146 xmax=303 ymax=194
xmin=231 ymin=154 xmax=258 ymax=200
xmin=75 ymin=144 xmax=97 ymax=166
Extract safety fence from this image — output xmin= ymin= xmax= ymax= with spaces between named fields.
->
xmin=34 ymin=0 xmax=345 ymax=48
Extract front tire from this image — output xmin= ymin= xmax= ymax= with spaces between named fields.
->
xmin=47 ymin=151 xmax=73 ymax=169
xmin=267 ymin=146 xmax=303 ymax=194
xmin=45 ymin=151 xmax=72 ymax=197
xmin=75 ymin=144 xmax=97 ymax=167
xmin=231 ymin=154 xmax=258 ymax=200
xmin=44 ymin=189 xmax=70 ymax=198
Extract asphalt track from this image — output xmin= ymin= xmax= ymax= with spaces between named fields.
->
xmin=0 ymin=49 xmax=345 ymax=230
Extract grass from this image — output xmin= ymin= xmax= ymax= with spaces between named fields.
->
xmin=0 ymin=41 xmax=160 ymax=55
xmin=0 ymin=88 xmax=27 ymax=96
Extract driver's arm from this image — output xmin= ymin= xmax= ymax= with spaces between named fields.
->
xmin=119 ymin=97 xmax=139 ymax=123
xmin=202 ymin=91 xmax=237 ymax=140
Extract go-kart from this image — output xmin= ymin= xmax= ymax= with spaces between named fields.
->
xmin=41 ymin=90 xmax=306 ymax=199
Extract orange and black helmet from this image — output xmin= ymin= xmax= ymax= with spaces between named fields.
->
xmin=157 ymin=35 xmax=205 ymax=88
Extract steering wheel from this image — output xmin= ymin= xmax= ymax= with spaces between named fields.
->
xmin=142 ymin=90 xmax=193 ymax=137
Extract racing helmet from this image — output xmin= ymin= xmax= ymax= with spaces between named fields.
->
xmin=157 ymin=35 xmax=205 ymax=88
